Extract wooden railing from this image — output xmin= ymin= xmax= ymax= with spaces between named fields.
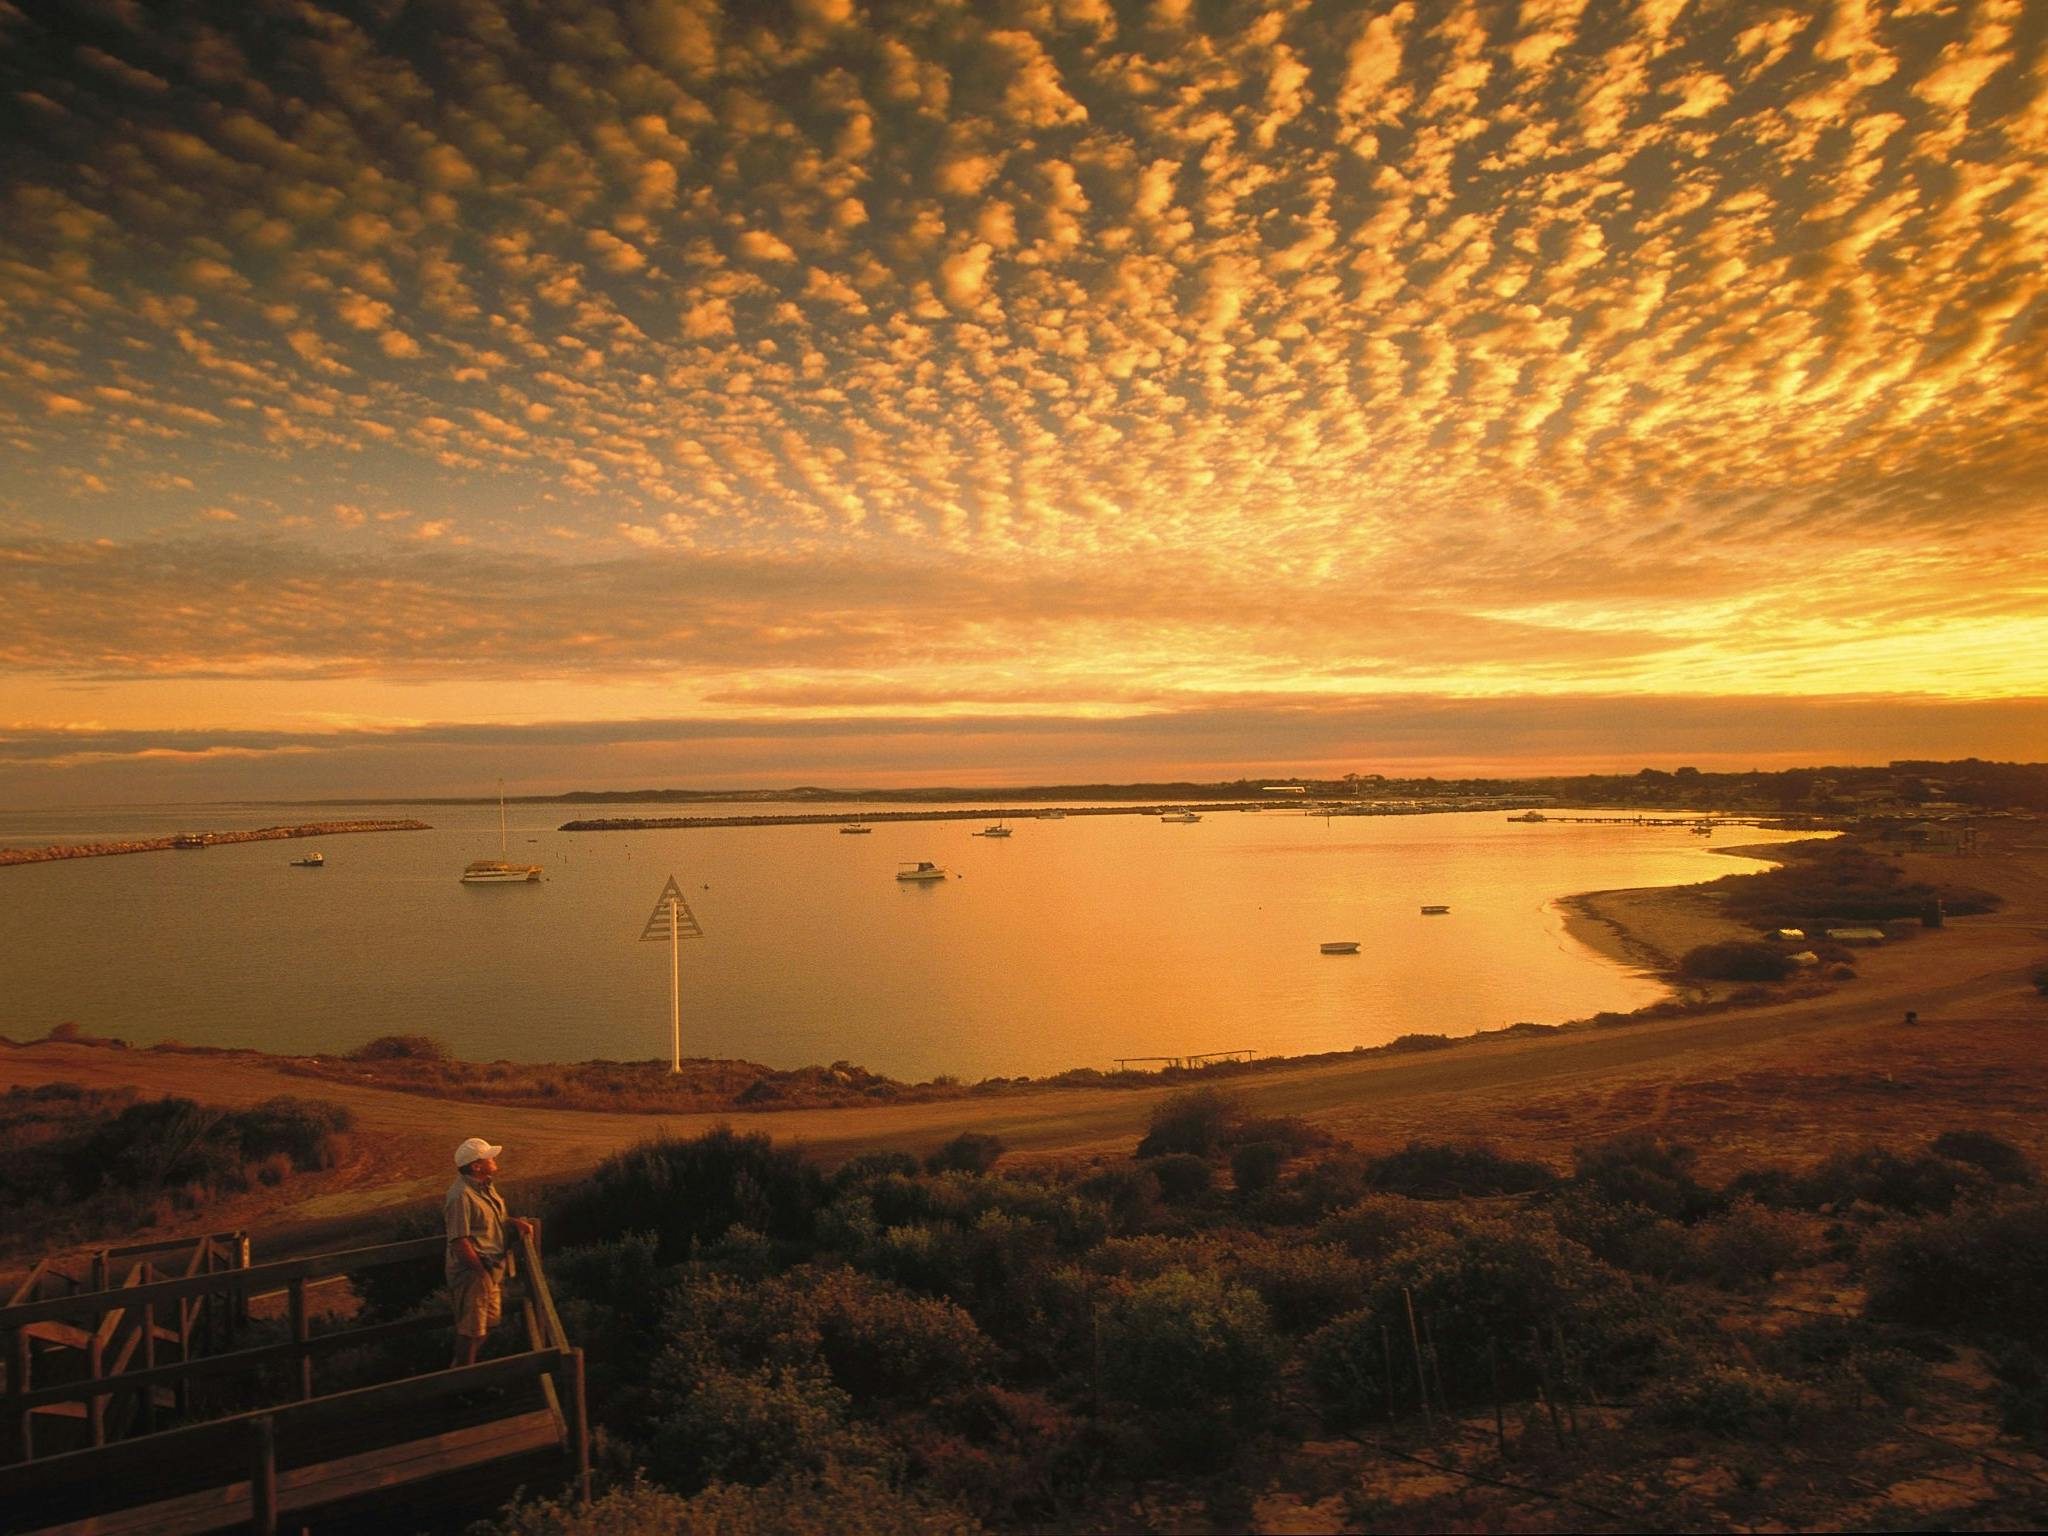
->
xmin=0 ymin=1224 xmax=589 ymax=1533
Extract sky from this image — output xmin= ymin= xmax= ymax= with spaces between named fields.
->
xmin=1 ymin=0 xmax=2043 ymax=803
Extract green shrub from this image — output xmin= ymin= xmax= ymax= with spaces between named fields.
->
xmin=914 ymin=1386 xmax=1090 ymax=1525
xmin=1678 ymin=941 xmax=1793 ymax=982
xmin=1383 ymin=1033 xmax=1454 ymax=1053
xmin=1303 ymin=1309 xmax=1397 ymax=1426
xmin=1142 ymin=1153 xmax=1212 ymax=1203
xmin=1100 ymin=1267 xmax=1279 ymax=1415
xmin=1231 ymin=1141 xmax=1286 ymax=1196
xmin=231 ymin=1097 xmax=354 ymax=1169
xmin=643 ymin=1365 xmax=878 ymax=1493
xmin=1136 ymin=1089 xmax=1244 ymax=1158
xmin=548 ymin=1128 xmax=826 ymax=1259
xmin=1930 ymin=1130 xmax=2036 ymax=1187
xmin=834 ymin=1151 xmax=923 ymax=1191
xmin=806 ymin=1269 xmax=992 ymax=1401
xmin=486 ymin=1468 xmax=979 ymax=1536
xmin=1547 ymin=1192 xmax=1697 ymax=1280
xmin=1865 ymin=1198 xmax=2048 ymax=1342
xmin=1229 ymin=1241 xmax=1371 ymax=1333
xmin=1076 ymin=1166 xmax=1160 ymax=1232
xmin=1799 ymin=1147 xmax=1988 ymax=1214
xmin=1695 ymin=1200 xmax=1806 ymax=1290
xmin=1365 ymin=1140 xmax=1556 ymax=1199
xmin=1315 ymin=1194 xmax=1453 ymax=1259
xmin=347 ymin=1034 xmax=450 ymax=1062
xmin=1572 ymin=1133 xmax=1716 ymax=1220
xmin=1637 ymin=1364 xmax=1809 ymax=1438
xmin=1359 ymin=1214 xmax=1666 ymax=1400
xmin=68 ymin=1098 xmax=240 ymax=1192
xmin=925 ymin=1134 xmax=1005 ymax=1177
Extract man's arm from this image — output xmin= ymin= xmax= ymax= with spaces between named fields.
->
xmin=453 ymin=1236 xmax=487 ymax=1277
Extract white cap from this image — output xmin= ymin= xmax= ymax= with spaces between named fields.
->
xmin=454 ymin=1137 xmax=503 ymax=1169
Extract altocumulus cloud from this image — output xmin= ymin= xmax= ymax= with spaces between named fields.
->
xmin=0 ymin=0 xmax=2044 ymax=790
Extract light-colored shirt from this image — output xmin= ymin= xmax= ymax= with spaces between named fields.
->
xmin=444 ymin=1175 xmax=512 ymax=1285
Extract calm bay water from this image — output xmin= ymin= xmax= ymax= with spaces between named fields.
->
xmin=0 ymin=802 xmax=1815 ymax=1081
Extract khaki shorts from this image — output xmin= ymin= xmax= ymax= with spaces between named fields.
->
xmin=450 ymin=1271 xmax=503 ymax=1338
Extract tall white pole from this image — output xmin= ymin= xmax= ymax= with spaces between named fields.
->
xmin=668 ymin=895 xmax=681 ymax=1074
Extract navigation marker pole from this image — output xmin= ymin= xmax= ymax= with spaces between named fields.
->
xmin=638 ymin=876 xmax=703 ymax=1075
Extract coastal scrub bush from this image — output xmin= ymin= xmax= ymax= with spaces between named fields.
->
xmin=1358 ymin=1215 xmax=1666 ymax=1399
xmin=925 ymin=1133 xmax=1005 ymax=1176
xmin=346 ymin=1034 xmax=450 ymax=1062
xmin=1227 ymin=1240 xmax=1371 ymax=1334
xmin=1931 ymin=1130 xmax=2036 ymax=1187
xmin=1364 ymin=1140 xmax=1556 ymax=1199
xmin=1231 ymin=1140 xmax=1287 ymax=1196
xmin=1142 ymin=1153 xmax=1213 ymax=1203
xmin=805 ymin=1269 xmax=993 ymax=1401
xmin=1694 ymin=1200 xmax=1808 ymax=1290
xmin=1100 ymin=1267 xmax=1279 ymax=1411
xmin=1572 ymin=1133 xmax=1717 ymax=1220
xmin=1865 ymin=1198 xmax=2048 ymax=1343
xmin=1798 ymin=1146 xmax=1987 ymax=1213
xmin=1315 ymin=1193 xmax=1454 ymax=1260
xmin=1678 ymin=941 xmax=1793 ymax=983
xmin=487 ymin=1468 xmax=978 ymax=1536
xmin=1303 ymin=1309 xmax=1396 ymax=1426
xmin=232 ymin=1096 xmax=355 ymax=1169
xmin=1637 ymin=1364 xmax=1810 ymax=1439
xmin=1135 ymin=1088 xmax=1244 ymax=1158
xmin=644 ymin=1363 xmax=869 ymax=1491
xmin=833 ymin=1151 xmax=923 ymax=1190
xmin=548 ymin=1127 xmax=826 ymax=1258
xmin=1546 ymin=1192 xmax=1696 ymax=1280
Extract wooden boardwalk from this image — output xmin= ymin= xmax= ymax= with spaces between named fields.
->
xmin=1 ymin=1227 xmax=586 ymax=1534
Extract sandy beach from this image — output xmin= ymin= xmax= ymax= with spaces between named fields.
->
xmin=6 ymin=824 xmax=2046 ymax=1269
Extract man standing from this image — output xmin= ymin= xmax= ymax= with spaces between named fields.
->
xmin=445 ymin=1136 xmax=534 ymax=1368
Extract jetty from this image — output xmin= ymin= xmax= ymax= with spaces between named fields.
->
xmin=0 ymin=821 xmax=430 ymax=868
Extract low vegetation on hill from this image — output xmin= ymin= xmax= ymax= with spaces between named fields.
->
xmin=381 ymin=1092 xmax=2048 ymax=1533
xmin=1707 ymin=840 xmax=2000 ymax=930
xmin=0 ymin=1084 xmax=353 ymax=1258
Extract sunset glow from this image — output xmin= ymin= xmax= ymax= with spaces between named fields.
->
xmin=3 ymin=0 xmax=2043 ymax=798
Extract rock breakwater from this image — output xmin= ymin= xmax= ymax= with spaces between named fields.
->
xmin=0 ymin=820 xmax=431 ymax=867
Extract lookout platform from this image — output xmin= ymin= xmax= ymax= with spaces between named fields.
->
xmin=1 ymin=1226 xmax=587 ymax=1534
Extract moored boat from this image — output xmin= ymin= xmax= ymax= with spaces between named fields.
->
xmin=1320 ymin=941 xmax=1360 ymax=955
xmin=461 ymin=782 xmax=542 ymax=884
xmin=1420 ymin=904 xmax=1450 ymax=915
xmin=289 ymin=851 xmax=324 ymax=867
xmin=1159 ymin=811 xmax=1202 ymax=823
xmin=974 ymin=823 xmax=1012 ymax=837
xmin=896 ymin=861 xmax=950 ymax=882
xmin=840 ymin=824 xmax=874 ymax=834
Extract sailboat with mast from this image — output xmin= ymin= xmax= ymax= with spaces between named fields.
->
xmin=460 ymin=782 xmax=543 ymax=884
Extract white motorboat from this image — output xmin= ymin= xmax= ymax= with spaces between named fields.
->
xmin=289 ymin=851 xmax=324 ymax=867
xmin=896 ymin=861 xmax=950 ymax=882
xmin=1159 ymin=811 xmax=1202 ymax=823
xmin=462 ymin=783 xmax=542 ymax=884
xmin=840 ymin=824 xmax=874 ymax=834
xmin=974 ymin=823 xmax=1012 ymax=837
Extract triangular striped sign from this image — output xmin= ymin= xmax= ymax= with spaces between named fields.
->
xmin=639 ymin=875 xmax=703 ymax=941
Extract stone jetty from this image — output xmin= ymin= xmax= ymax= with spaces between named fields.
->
xmin=0 ymin=820 xmax=431 ymax=867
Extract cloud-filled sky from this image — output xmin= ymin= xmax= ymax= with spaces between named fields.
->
xmin=2 ymin=0 xmax=2043 ymax=800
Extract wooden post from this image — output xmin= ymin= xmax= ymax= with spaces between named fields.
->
xmin=669 ymin=895 xmax=682 ymax=1075
xmin=568 ymin=1347 xmax=592 ymax=1507
xmin=1379 ymin=1324 xmax=1396 ymax=1424
xmin=9 ymin=1325 xmax=30 ymax=1462
xmin=1402 ymin=1289 xmax=1434 ymax=1436
xmin=1423 ymin=1315 xmax=1450 ymax=1417
xmin=288 ymin=1279 xmax=312 ymax=1400
xmin=87 ymin=1330 xmax=106 ymax=1447
xmin=90 ymin=1252 xmax=109 ymax=1294
xmin=250 ymin=1414 xmax=279 ymax=1536
xmin=1488 ymin=1336 xmax=1506 ymax=1457
xmin=236 ymin=1235 xmax=252 ymax=1327
xmin=140 ymin=1293 xmax=158 ymax=1435
xmin=1549 ymin=1317 xmax=1579 ymax=1435
xmin=1529 ymin=1327 xmax=1564 ymax=1452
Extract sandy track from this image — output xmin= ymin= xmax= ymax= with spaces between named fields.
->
xmin=6 ymin=832 xmax=2044 ymax=1252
